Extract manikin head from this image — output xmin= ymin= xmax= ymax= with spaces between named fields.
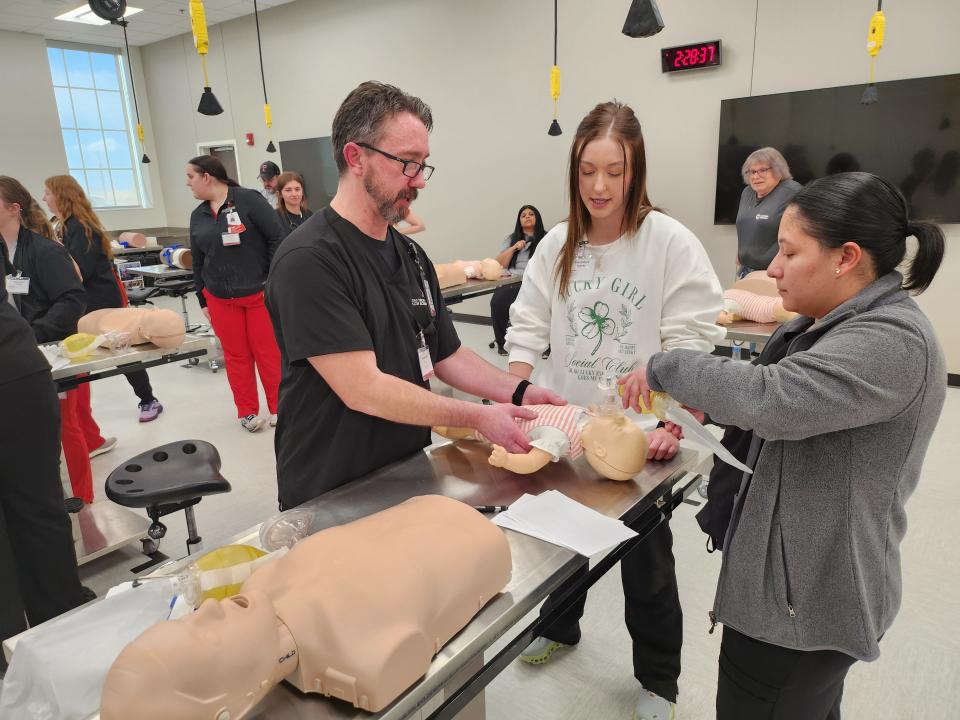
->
xmin=332 ymin=81 xmax=434 ymax=226
xmin=101 ymin=591 xmax=292 ymax=720
xmin=580 ymin=414 xmax=649 ymax=481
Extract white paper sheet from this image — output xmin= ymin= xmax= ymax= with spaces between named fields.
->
xmin=492 ymin=491 xmax=637 ymax=556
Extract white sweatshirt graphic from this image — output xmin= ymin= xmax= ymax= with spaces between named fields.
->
xmin=507 ymin=212 xmax=725 ymax=410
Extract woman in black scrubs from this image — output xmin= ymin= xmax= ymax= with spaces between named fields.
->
xmin=0 ymin=212 xmax=84 ymax=665
xmin=275 ymin=171 xmax=313 ymax=237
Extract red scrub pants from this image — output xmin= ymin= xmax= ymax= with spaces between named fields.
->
xmin=203 ymin=289 xmax=280 ymax=418
xmin=59 ymin=382 xmax=104 ymax=504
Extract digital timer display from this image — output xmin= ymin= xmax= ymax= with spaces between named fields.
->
xmin=661 ymin=40 xmax=722 ymax=73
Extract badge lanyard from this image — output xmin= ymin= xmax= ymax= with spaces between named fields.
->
xmin=402 ymin=237 xmax=438 ymax=380
xmin=220 ymin=198 xmax=245 ymax=246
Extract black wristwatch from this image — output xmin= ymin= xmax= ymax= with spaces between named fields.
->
xmin=512 ymin=379 xmax=531 ymax=406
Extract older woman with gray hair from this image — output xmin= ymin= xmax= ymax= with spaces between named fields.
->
xmin=735 ymin=147 xmax=802 ymax=278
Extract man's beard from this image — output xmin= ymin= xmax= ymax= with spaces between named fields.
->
xmin=364 ymin=173 xmax=417 ymax=224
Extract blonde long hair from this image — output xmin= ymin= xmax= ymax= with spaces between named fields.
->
xmin=556 ymin=101 xmax=657 ymax=299
xmin=45 ymin=175 xmax=113 ymax=260
xmin=0 ymin=176 xmax=56 ymax=241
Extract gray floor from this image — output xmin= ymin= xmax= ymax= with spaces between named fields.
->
xmin=78 ymin=294 xmax=960 ymax=719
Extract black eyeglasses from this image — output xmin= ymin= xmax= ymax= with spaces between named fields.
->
xmin=356 ymin=142 xmax=435 ymax=181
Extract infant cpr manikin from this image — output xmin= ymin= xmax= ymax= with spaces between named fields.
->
xmin=100 ymin=495 xmax=512 ymax=718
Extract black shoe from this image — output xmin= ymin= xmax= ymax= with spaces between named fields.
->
xmin=498 ymin=347 xmax=508 ymax=357
xmin=64 ymin=496 xmax=85 ymax=513
xmin=541 ymin=346 xmax=551 ymax=359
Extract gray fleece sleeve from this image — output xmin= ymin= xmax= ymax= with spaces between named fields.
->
xmin=646 ymin=312 xmax=930 ymax=442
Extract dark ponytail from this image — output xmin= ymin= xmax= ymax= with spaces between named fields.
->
xmin=188 ymin=155 xmax=239 ymax=187
xmin=902 ymin=220 xmax=945 ymax=294
xmin=788 ymin=172 xmax=945 ymax=295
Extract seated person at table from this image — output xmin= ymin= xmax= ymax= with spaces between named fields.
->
xmin=491 ymin=204 xmax=546 ymax=355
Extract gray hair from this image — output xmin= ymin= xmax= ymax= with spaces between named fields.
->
xmin=331 ymin=81 xmax=433 ymax=174
xmin=741 ymin=147 xmax=792 ymax=183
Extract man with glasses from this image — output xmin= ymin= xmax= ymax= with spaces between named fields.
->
xmin=266 ymin=81 xmax=563 ymax=509
xmin=735 ymin=147 xmax=802 ymax=279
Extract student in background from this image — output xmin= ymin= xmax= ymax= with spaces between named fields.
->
xmin=276 ymin=171 xmax=313 ymax=237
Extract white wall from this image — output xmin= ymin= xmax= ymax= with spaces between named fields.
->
xmin=0 ymin=30 xmax=168 ymax=232
xmin=132 ymin=0 xmax=958 ymax=371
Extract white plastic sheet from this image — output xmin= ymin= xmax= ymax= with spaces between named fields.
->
xmin=0 ymin=580 xmax=175 ymax=720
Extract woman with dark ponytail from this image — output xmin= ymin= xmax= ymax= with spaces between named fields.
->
xmin=186 ymin=155 xmax=285 ymax=432
xmin=619 ymin=172 xmax=946 ymax=718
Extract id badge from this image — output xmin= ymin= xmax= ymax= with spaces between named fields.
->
xmin=417 ymin=332 xmax=434 ymax=380
xmin=225 ymin=210 xmax=246 ymax=235
xmin=5 ymin=274 xmax=29 ymax=294
xmin=221 ymin=232 xmax=241 ymax=246
xmin=572 ymin=249 xmax=595 ymax=281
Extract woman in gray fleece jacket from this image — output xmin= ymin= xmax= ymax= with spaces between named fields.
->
xmin=621 ymin=172 xmax=947 ymax=719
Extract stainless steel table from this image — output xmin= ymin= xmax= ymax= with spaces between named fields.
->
xmin=442 ymin=274 xmax=523 ymax=326
xmin=4 ymin=441 xmax=700 ymax=720
xmin=51 ymin=336 xmax=209 ymax=391
xmin=126 ymin=264 xmax=193 ymax=281
xmin=722 ymin=320 xmax=779 ymax=346
xmin=189 ymin=443 xmax=701 ymax=720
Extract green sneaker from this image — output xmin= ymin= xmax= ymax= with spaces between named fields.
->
xmin=519 ymin=636 xmax=570 ymax=665
xmin=632 ymin=686 xmax=675 ymax=720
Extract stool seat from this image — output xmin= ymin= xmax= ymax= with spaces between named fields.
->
xmin=106 ymin=440 xmax=230 ymax=508
xmin=126 ymin=286 xmax=159 ymax=306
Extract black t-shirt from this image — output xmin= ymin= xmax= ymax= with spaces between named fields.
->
xmin=278 ymin=207 xmax=314 ymax=238
xmin=61 ymin=216 xmax=122 ymax=312
xmin=266 ymin=206 xmax=461 ymax=509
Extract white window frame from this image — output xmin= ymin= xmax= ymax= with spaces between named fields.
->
xmin=47 ymin=40 xmax=149 ymax=210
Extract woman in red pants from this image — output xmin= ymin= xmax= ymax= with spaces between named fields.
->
xmin=186 ymin=155 xmax=285 ymax=432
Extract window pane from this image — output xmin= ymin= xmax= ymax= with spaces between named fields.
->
xmin=71 ymin=89 xmax=100 ymax=129
xmin=62 ymin=130 xmax=83 ymax=167
xmin=98 ymin=91 xmax=125 ymax=130
xmin=54 ymin=87 xmax=76 ymax=128
xmin=78 ymin=130 xmax=108 ymax=169
xmin=90 ymin=53 xmax=119 ymax=91
xmin=64 ymin=50 xmax=94 ymax=88
xmin=48 ymin=48 xmax=67 ymax=86
xmin=103 ymin=130 xmax=132 ymax=168
xmin=69 ymin=169 xmax=87 ymax=191
xmin=85 ymin=169 xmax=114 ymax=207
xmin=111 ymin=170 xmax=138 ymax=206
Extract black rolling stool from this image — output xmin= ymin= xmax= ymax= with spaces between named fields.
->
xmin=105 ymin=440 xmax=231 ymax=560
xmin=126 ymin=285 xmax=160 ymax=306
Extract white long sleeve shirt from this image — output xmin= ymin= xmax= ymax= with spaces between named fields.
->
xmin=506 ymin=212 xmax=725 ymax=411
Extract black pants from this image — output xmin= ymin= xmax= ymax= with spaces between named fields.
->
xmin=717 ymin=626 xmax=856 ymax=719
xmin=0 ymin=371 xmax=84 ymax=655
xmin=490 ymin=283 xmax=522 ymax=349
xmin=537 ymin=518 xmax=682 ymax=703
xmin=125 ymin=369 xmax=156 ymax=405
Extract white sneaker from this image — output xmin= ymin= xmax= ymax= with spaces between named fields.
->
xmin=633 ymin=686 xmax=675 ymax=720
xmin=89 ymin=436 xmax=117 ymax=458
xmin=240 ymin=414 xmax=265 ymax=433
xmin=269 ymin=414 xmax=278 ymax=427
xmin=519 ymin=636 xmax=570 ymax=665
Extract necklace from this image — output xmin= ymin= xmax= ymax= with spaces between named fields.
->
xmin=581 ymin=239 xmax=617 ymax=272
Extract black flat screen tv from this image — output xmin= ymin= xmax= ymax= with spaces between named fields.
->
xmin=714 ymin=73 xmax=960 ymax=224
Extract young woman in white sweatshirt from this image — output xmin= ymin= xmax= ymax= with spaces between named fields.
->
xmin=506 ymin=101 xmax=724 ymax=720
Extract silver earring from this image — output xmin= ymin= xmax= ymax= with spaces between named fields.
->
xmin=835 ymin=267 xmax=841 ymax=275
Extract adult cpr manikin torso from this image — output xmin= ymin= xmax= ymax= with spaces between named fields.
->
xmin=101 ymin=495 xmax=512 ymax=718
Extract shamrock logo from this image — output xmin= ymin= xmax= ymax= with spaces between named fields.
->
xmin=578 ymin=301 xmax=617 ymax=355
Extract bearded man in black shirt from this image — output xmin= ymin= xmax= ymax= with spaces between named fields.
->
xmin=266 ymin=81 xmax=564 ymax=509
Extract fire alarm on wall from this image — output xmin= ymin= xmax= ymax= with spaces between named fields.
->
xmin=245 ymin=133 xmax=255 ymax=146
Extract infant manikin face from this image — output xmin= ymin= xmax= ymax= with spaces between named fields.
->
xmin=581 ymin=414 xmax=648 ymax=481
xmin=101 ymin=592 xmax=285 ymax=720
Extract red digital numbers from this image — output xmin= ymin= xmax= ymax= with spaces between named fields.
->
xmin=674 ymin=45 xmax=715 ymax=68
xmin=663 ymin=41 xmax=720 ymax=73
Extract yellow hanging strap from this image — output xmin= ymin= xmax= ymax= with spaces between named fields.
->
xmin=190 ymin=0 xmax=212 ymax=85
xmin=550 ymin=65 xmax=561 ymax=119
xmin=136 ymin=123 xmax=145 ymax=143
xmin=866 ymin=10 xmax=886 ymax=83
xmin=264 ymin=103 xmax=273 ymax=129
